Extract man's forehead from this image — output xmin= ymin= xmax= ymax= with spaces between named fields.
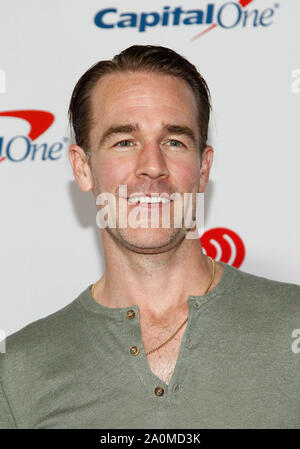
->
xmin=87 ymin=70 xmax=201 ymax=149
xmin=91 ymin=71 xmax=197 ymax=108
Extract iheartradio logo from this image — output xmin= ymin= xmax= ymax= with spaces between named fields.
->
xmin=200 ymin=227 xmax=245 ymax=268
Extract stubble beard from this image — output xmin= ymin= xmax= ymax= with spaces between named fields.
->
xmin=94 ymin=183 xmax=197 ymax=255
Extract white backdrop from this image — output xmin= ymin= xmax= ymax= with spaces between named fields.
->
xmin=0 ymin=0 xmax=299 ymax=337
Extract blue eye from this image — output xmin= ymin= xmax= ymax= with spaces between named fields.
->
xmin=116 ymin=140 xmax=133 ymax=147
xmin=168 ymin=139 xmax=184 ymax=147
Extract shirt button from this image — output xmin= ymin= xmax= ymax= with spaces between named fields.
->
xmin=154 ymin=386 xmax=164 ymax=397
xmin=194 ymin=301 xmax=200 ymax=309
xmin=126 ymin=310 xmax=135 ymax=319
xmin=130 ymin=345 xmax=140 ymax=356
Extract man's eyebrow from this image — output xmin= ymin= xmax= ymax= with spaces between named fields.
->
xmin=98 ymin=124 xmax=138 ymax=148
xmin=163 ymin=124 xmax=197 ymax=145
xmin=98 ymin=123 xmax=197 ymax=148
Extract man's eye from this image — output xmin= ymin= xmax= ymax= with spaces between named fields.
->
xmin=115 ymin=140 xmax=133 ymax=147
xmin=119 ymin=140 xmax=132 ymax=147
xmin=167 ymin=139 xmax=184 ymax=148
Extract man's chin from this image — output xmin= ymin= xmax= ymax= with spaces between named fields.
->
xmin=105 ymin=227 xmax=186 ymax=253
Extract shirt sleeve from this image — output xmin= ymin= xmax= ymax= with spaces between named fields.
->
xmin=0 ymin=381 xmax=17 ymax=428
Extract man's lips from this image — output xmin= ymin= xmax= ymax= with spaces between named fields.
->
xmin=128 ymin=201 xmax=173 ymax=208
xmin=125 ymin=197 xmax=174 ymax=208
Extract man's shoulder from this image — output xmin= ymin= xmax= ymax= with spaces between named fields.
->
xmin=226 ymin=263 xmax=300 ymax=305
xmin=2 ymin=285 xmax=90 ymax=361
xmin=0 ymin=285 xmax=92 ymax=418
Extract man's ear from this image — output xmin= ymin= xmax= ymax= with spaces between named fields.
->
xmin=198 ymin=146 xmax=214 ymax=193
xmin=69 ymin=144 xmax=94 ymax=192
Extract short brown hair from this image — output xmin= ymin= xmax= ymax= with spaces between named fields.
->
xmin=68 ymin=45 xmax=211 ymax=160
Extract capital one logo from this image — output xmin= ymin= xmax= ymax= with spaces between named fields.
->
xmin=94 ymin=0 xmax=279 ymax=39
xmin=0 ymin=110 xmax=68 ymax=163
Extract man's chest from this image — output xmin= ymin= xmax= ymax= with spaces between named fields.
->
xmin=139 ymin=316 xmax=188 ymax=385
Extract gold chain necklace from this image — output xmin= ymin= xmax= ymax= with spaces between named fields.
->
xmin=91 ymin=256 xmax=216 ymax=357
xmin=145 ymin=256 xmax=215 ymax=356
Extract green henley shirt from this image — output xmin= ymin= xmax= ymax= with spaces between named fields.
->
xmin=1 ymin=261 xmax=300 ymax=429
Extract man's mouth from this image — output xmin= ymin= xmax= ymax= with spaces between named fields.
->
xmin=126 ymin=196 xmax=173 ymax=208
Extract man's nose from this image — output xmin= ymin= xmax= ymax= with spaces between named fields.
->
xmin=134 ymin=141 xmax=169 ymax=181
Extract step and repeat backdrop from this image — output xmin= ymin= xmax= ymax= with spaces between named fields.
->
xmin=0 ymin=0 xmax=299 ymax=337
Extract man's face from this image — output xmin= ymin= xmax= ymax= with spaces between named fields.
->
xmin=76 ymin=71 xmax=212 ymax=254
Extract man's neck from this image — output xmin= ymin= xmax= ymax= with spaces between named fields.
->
xmin=93 ymin=237 xmax=223 ymax=317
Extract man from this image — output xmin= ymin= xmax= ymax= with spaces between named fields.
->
xmin=0 ymin=45 xmax=299 ymax=429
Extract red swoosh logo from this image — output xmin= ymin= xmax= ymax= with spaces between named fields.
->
xmin=0 ymin=110 xmax=54 ymax=141
xmin=239 ymin=0 xmax=254 ymax=6
xmin=191 ymin=0 xmax=255 ymax=41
